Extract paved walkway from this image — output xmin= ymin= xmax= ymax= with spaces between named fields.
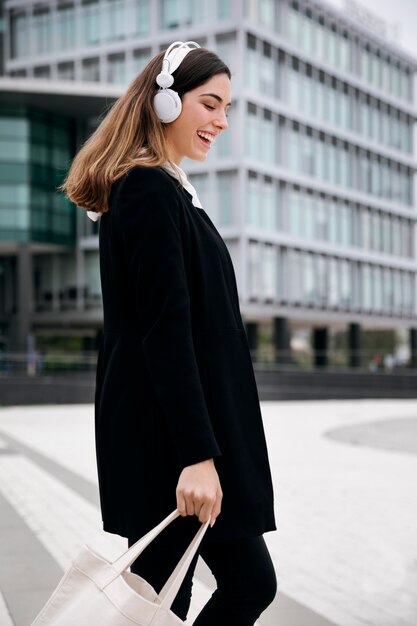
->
xmin=0 ymin=399 xmax=416 ymax=625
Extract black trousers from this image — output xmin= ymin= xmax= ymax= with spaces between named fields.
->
xmin=128 ymin=516 xmax=277 ymax=625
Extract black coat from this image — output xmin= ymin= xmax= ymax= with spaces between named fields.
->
xmin=94 ymin=165 xmax=276 ymax=542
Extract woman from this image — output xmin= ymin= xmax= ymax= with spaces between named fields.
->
xmin=60 ymin=42 xmax=277 ymax=625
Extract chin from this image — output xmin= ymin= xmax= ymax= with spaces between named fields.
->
xmin=187 ymin=152 xmax=207 ymax=162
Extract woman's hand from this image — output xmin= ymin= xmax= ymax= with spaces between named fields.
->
xmin=176 ymin=458 xmax=222 ymax=527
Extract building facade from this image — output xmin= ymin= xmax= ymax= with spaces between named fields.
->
xmin=1 ymin=0 xmax=417 ymax=367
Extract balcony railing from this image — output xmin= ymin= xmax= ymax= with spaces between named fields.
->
xmin=0 ymin=347 xmax=415 ymax=377
xmin=0 ymin=352 xmax=98 ymax=375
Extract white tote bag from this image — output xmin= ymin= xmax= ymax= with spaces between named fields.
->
xmin=31 ymin=510 xmax=210 ymax=626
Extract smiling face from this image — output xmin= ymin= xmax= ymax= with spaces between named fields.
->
xmin=164 ymin=73 xmax=232 ymax=165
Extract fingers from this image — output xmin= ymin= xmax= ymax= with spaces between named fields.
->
xmin=210 ymin=489 xmax=223 ymax=526
xmin=176 ymin=492 xmax=187 ymax=517
xmin=176 ymin=489 xmax=198 ymax=517
xmin=177 ymin=488 xmax=222 ymax=524
xmin=196 ymin=492 xmax=217 ymax=524
xmin=178 ymin=490 xmax=214 ymax=522
xmin=175 ymin=460 xmax=223 ymax=525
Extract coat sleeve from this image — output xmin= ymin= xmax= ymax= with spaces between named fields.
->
xmin=116 ymin=167 xmax=222 ymax=468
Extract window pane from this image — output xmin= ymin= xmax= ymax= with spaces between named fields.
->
xmin=85 ymin=251 xmax=102 ymax=299
xmin=288 ymin=128 xmax=300 ymax=172
xmin=287 ymin=5 xmax=300 ymax=46
xmin=0 ymin=140 xmax=29 ymax=162
xmin=260 ymin=52 xmax=274 ymax=96
xmin=129 ymin=49 xmax=151 ymax=81
xmin=246 ymin=43 xmax=259 ymax=92
xmin=328 ymin=29 xmax=337 ymax=67
xmin=161 ymin=0 xmax=179 ymax=28
xmin=316 ymin=255 xmax=327 ymax=306
xmin=373 ymin=266 xmax=383 ymax=311
xmin=393 ymin=270 xmax=402 ymax=312
xmin=301 ymin=13 xmax=314 ymax=55
xmin=0 ymin=117 xmax=29 ymax=139
xmin=33 ymin=10 xmax=51 ymax=54
xmin=339 ymin=90 xmax=349 ymax=129
xmin=392 ymin=219 xmax=401 ymax=255
xmin=304 ymin=194 xmax=315 ymax=239
xmin=328 ymin=86 xmax=337 ymax=126
xmin=216 ymin=35 xmax=234 ymax=68
xmin=361 ymin=48 xmax=371 ymax=82
xmin=288 ymin=188 xmax=302 ymax=236
xmin=302 ymin=75 xmax=315 ymax=118
xmin=130 ymin=0 xmax=150 ymax=35
xmin=314 ymin=197 xmax=327 ymax=240
xmin=329 ymin=258 xmax=339 ymax=306
xmin=315 ymin=139 xmax=326 ymax=179
xmin=247 ymin=108 xmax=259 ymax=159
xmin=263 ymin=245 xmax=277 ymax=298
xmin=82 ymin=58 xmax=100 ymax=81
xmin=340 ymin=260 xmax=351 ymax=307
xmin=383 ymin=268 xmax=393 ymax=310
xmin=248 ymin=241 xmax=262 ymax=298
xmin=372 ymin=55 xmax=382 ymax=88
xmin=262 ymin=179 xmax=276 ymax=229
xmin=260 ymin=0 xmax=274 ymax=30
xmin=82 ymin=1 xmax=101 ymax=45
xmin=108 ymin=54 xmax=126 ymax=84
xmin=218 ymin=0 xmax=230 ymax=19
xmin=391 ymin=65 xmax=401 ymax=98
xmin=57 ymin=6 xmax=75 ymax=50
xmin=106 ymin=0 xmax=125 ymax=41
xmin=288 ymin=68 xmax=300 ymax=110
xmin=58 ymin=62 xmax=75 ymax=80
xmin=316 ymin=81 xmax=326 ymax=120
xmin=340 ymin=203 xmax=352 ymax=246
xmin=262 ymin=115 xmax=275 ymax=163
xmin=325 ymin=144 xmax=337 ymax=184
xmin=382 ymin=60 xmax=390 ymax=93
xmin=303 ymin=253 xmax=315 ymax=304
xmin=371 ymin=212 xmax=381 ymax=251
xmin=362 ymin=265 xmax=372 ymax=311
xmin=11 ymin=12 xmax=29 ymax=58
xmin=316 ymin=22 xmax=326 ymax=62
xmin=301 ymin=134 xmax=314 ymax=176
xmin=247 ymin=175 xmax=259 ymax=226
xmin=340 ymin=35 xmax=350 ymax=71
xmin=218 ymin=172 xmax=234 ymax=225
xmin=400 ymin=70 xmax=410 ymax=102
xmin=328 ymin=201 xmax=338 ymax=243
xmin=0 ymin=183 xmax=30 ymax=207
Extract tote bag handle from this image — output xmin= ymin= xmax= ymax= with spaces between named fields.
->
xmin=97 ymin=510 xmax=210 ymax=610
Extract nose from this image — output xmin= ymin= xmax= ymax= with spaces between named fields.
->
xmin=214 ymin=110 xmax=228 ymax=131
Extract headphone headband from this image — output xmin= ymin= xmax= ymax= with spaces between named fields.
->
xmin=154 ymin=40 xmax=201 ymax=123
xmin=161 ymin=41 xmax=201 ymax=75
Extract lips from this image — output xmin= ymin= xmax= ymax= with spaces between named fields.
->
xmin=197 ymin=134 xmax=211 ymax=148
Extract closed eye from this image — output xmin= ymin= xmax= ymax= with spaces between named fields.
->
xmin=204 ymin=104 xmax=229 ymax=117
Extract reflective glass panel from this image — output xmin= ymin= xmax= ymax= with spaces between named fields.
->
xmin=57 ymin=6 xmax=75 ymax=50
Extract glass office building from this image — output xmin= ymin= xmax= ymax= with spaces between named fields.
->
xmin=1 ymin=0 xmax=417 ymax=366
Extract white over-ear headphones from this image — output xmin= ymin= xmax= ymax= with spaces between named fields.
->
xmin=153 ymin=40 xmax=201 ymax=124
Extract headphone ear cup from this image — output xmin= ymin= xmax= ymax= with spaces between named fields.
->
xmin=153 ymin=89 xmax=182 ymax=123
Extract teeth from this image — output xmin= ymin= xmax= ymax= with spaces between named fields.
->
xmin=197 ymin=131 xmax=215 ymax=143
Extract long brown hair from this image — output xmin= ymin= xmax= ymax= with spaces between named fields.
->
xmin=59 ymin=48 xmax=231 ymax=214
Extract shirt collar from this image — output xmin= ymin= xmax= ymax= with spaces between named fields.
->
xmin=160 ymin=161 xmax=203 ymax=209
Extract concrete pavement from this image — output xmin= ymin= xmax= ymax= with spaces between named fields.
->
xmin=0 ymin=400 xmax=416 ymax=625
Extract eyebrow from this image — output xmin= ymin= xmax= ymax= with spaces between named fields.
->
xmin=199 ymin=93 xmax=232 ymax=107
